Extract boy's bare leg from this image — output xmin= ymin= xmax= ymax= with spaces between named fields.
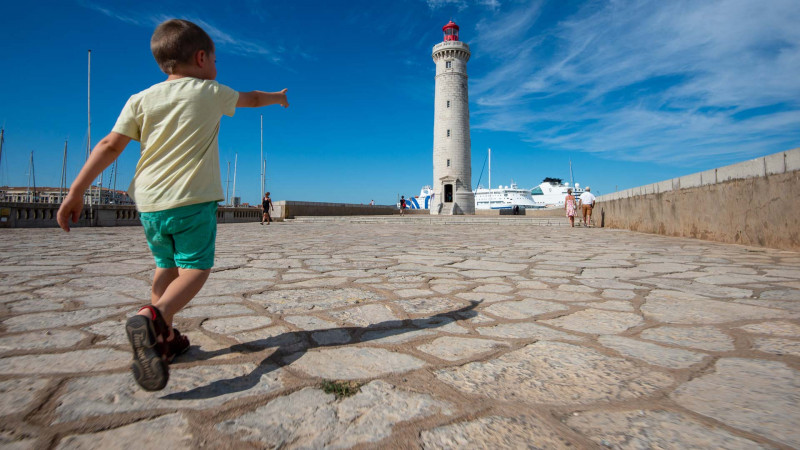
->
xmin=138 ymin=267 xmax=210 ymax=335
xmin=151 ymin=267 xmax=179 ymax=304
xmin=154 ymin=268 xmax=211 ymax=325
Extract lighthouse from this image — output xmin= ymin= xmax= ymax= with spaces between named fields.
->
xmin=431 ymin=21 xmax=474 ymax=215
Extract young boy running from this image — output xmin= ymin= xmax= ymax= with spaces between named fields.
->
xmin=57 ymin=19 xmax=289 ymax=391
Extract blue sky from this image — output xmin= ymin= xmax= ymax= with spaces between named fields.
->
xmin=1 ymin=0 xmax=798 ymax=205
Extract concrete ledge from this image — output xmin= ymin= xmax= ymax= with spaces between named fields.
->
xmin=599 ymin=148 xmax=800 ymax=203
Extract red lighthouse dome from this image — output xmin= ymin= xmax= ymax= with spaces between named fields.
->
xmin=442 ymin=21 xmax=459 ymax=41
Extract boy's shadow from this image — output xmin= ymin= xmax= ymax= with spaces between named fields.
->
xmin=161 ymin=301 xmax=481 ymax=400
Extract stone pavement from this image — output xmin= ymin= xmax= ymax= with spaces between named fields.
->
xmin=1 ymin=221 xmax=799 ymax=449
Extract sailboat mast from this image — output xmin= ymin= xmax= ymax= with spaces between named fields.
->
xmin=60 ymin=139 xmax=68 ymax=203
xmin=0 ymin=128 xmax=4 ymax=176
xmin=232 ymin=153 xmax=238 ymax=206
xmin=488 ymin=148 xmax=492 ymax=208
xmin=225 ymin=161 xmax=230 ymax=205
xmin=27 ymin=151 xmax=36 ymax=203
xmin=569 ymin=159 xmax=574 ymax=187
xmin=260 ymin=114 xmax=264 ymax=200
xmin=87 ymin=49 xmax=94 ymax=215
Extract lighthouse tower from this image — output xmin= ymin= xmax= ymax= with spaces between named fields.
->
xmin=431 ymin=21 xmax=474 ymax=215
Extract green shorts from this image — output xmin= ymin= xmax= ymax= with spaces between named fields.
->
xmin=139 ymin=201 xmax=217 ymax=270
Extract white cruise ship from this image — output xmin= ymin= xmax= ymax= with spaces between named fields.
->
xmin=530 ymin=178 xmax=584 ymax=208
xmin=474 ymin=182 xmax=537 ymax=210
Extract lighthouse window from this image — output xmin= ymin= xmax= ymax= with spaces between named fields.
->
xmin=446 ymin=61 xmax=452 ymax=69
xmin=447 ymin=159 xmax=451 ymax=167
xmin=447 ymin=100 xmax=450 ymax=108
xmin=447 ymin=129 xmax=451 ymax=137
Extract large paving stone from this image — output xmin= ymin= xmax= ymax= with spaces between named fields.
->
xmin=56 ymin=413 xmax=193 ymax=449
xmin=472 ymin=284 xmax=514 ymax=293
xmin=410 ymin=316 xmax=469 ymax=334
xmin=417 ymin=337 xmax=507 ymax=361
xmin=216 ymin=380 xmax=451 ymax=448
xmin=211 ymin=267 xmax=278 ymax=280
xmin=394 ymin=288 xmax=434 ymax=298
xmin=285 ymin=347 xmax=425 ymax=380
xmin=671 ymin=358 xmax=800 ymax=447
xmin=542 ymin=309 xmax=644 ymax=335
xmin=484 ymin=299 xmax=568 ymax=319
xmin=55 ymin=363 xmax=285 ymax=422
xmin=0 ymin=329 xmax=86 ymax=354
xmin=197 ymin=279 xmax=272 ymax=297
xmin=64 ymin=275 xmax=152 ymax=295
xmin=7 ymin=298 xmax=66 ymax=314
xmin=430 ymin=280 xmax=475 ymax=294
xmin=451 ymin=259 xmax=527 ymax=272
xmin=77 ymin=262 xmax=150 ymax=275
xmin=1 ymin=307 xmax=128 ymax=332
xmin=283 ymin=315 xmax=338 ymax=331
xmin=201 ymin=316 xmax=273 ymax=335
xmin=82 ymin=319 xmax=129 ymax=346
xmin=476 ymin=322 xmax=583 ymax=341
xmin=328 ymin=304 xmax=402 ymax=328
xmin=642 ymin=290 xmax=786 ymax=324
xmin=752 ymin=337 xmax=800 ymax=357
xmin=639 ymin=278 xmax=752 ymax=299
xmin=737 ymin=320 xmax=800 ymax=336
xmin=435 ymin=341 xmax=673 ymax=405
xmin=566 ymin=409 xmax=769 ymax=449
xmin=250 ymin=288 xmax=383 ymax=314
xmin=0 ymin=348 xmax=129 ymax=375
xmin=640 ymin=326 xmax=735 ymax=352
xmin=361 ymin=328 xmax=437 ymax=345
xmin=394 ymin=297 xmax=465 ymax=315
xmin=598 ymin=335 xmax=707 ymax=369
xmin=421 ymin=414 xmax=575 ymax=449
xmin=233 ymin=326 xmax=305 ymax=352
xmin=519 ymin=289 xmax=600 ymax=302
xmin=455 ymin=292 xmax=515 ymax=304
xmin=179 ymin=304 xmax=255 ymax=319
xmin=0 ymin=378 xmax=50 ymax=415
xmin=601 ymin=289 xmax=637 ymax=300
xmin=277 ymin=277 xmax=350 ymax=288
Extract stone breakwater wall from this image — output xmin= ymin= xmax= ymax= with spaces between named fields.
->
xmin=0 ymin=204 xmax=262 ymax=228
xmin=597 ymin=147 xmax=800 ymax=251
xmin=273 ymin=201 xmax=396 ymax=220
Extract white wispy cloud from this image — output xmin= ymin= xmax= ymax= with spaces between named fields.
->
xmin=426 ymin=0 xmax=500 ymax=11
xmin=470 ymin=0 xmax=800 ymax=166
xmin=81 ymin=1 xmax=283 ymax=63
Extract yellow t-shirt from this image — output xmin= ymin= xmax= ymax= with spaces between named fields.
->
xmin=112 ymin=77 xmax=239 ymax=212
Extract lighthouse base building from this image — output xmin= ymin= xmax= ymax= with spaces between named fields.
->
xmin=431 ymin=21 xmax=474 ymax=215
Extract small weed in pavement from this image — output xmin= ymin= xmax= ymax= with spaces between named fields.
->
xmin=321 ymin=380 xmax=361 ymax=398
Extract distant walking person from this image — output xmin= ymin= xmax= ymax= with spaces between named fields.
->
xmin=57 ymin=19 xmax=289 ymax=391
xmin=400 ymin=196 xmax=406 ymax=216
xmin=565 ymin=188 xmax=576 ymax=227
xmin=261 ymin=192 xmax=273 ymax=225
xmin=369 ymin=199 xmax=375 ymax=206
xmin=579 ymin=186 xmax=596 ymax=227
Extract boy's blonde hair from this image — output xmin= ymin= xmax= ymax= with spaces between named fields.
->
xmin=151 ymin=19 xmax=214 ymax=75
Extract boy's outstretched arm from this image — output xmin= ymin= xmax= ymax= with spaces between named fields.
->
xmin=236 ymin=88 xmax=289 ymax=108
xmin=57 ymin=132 xmax=131 ymax=232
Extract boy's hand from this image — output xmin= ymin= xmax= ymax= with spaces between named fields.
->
xmin=278 ymin=88 xmax=289 ymax=108
xmin=57 ymin=194 xmax=84 ymax=232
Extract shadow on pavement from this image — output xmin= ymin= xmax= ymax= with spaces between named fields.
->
xmin=160 ymin=300 xmax=480 ymax=400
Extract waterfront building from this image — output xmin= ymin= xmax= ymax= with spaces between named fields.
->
xmin=431 ymin=21 xmax=474 ymax=215
xmin=0 ymin=186 xmax=134 ymax=205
